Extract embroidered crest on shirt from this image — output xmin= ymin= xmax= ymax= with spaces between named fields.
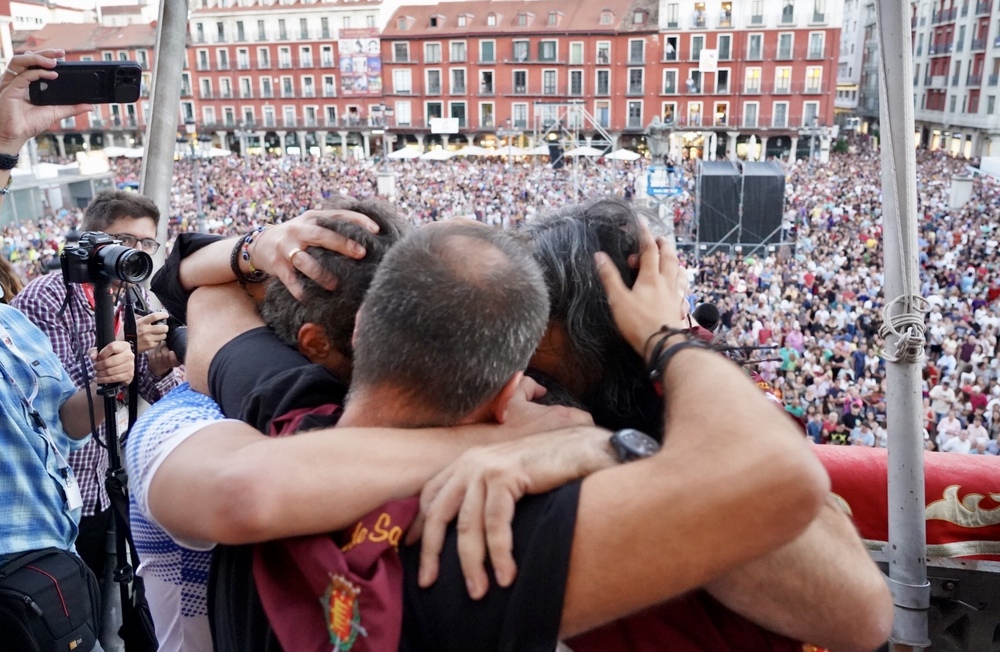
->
xmin=321 ymin=573 xmax=367 ymax=651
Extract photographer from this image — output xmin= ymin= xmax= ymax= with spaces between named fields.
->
xmin=12 ymin=190 xmax=182 ymax=580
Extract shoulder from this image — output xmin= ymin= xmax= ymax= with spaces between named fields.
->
xmin=10 ymin=271 xmax=66 ymax=309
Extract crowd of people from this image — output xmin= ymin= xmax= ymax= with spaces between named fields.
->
xmin=4 ymin=141 xmax=998 ymax=456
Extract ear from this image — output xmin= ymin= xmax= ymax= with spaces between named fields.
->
xmin=491 ymin=371 xmax=525 ymax=424
xmin=297 ymin=322 xmax=332 ymax=363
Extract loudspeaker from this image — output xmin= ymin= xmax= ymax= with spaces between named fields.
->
xmin=696 ymin=161 xmax=741 ymax=244
xmin=740 ymin=162 xmax=785 ymax=245
xmin=548 ymin=144 xmax=564 ymax=169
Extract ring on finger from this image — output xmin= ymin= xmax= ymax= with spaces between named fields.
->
xmin=3 ymin=69 xmax=17 ymax=77
xmin=287 ymin=246 xmax=302 ymax=261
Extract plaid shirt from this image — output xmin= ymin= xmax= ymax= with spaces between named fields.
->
xmin=11 ymin=272 xmax=180 ymax=516
xmin=0 ymin=304 xmax=81 ymax=554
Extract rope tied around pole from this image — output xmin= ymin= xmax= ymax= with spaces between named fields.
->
xmin=878 ymin=293 xmax=930 ymax=363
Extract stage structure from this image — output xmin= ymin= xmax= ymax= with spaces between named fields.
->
xmin=645 ymin=117 xmax=689 ymax=240
xmin=531 ymin=101 xmax=615 ymax=201
xmin=694 ymin=160 xmax=789 ymax=260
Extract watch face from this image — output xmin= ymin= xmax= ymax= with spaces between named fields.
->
xmin=616 ymin=428 xmax=661 ymax=459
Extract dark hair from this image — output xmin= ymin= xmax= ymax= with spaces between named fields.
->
xmin=520 ymin=197 xmax=662 ymax=422
xmin=82 ymin=190 xmax=161 ymax=231
xmin=259 ymin=198 xmax=410 ymax=357
xmin=351 ymin=223 xmax=549 ymax=425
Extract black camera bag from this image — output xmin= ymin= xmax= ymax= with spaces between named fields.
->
xmin=0 ymin=547 xmax=101 ymax=652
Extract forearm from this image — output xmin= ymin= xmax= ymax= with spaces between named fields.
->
xmin=177 ymin=237 xmax=241 ymax=290
xmin=150 ymin=421 xmax=523 ymax=545
xmin=186 ymin=283 xmax=264 ymax=394
xmin=704 ymin=499 xmax=893 ymax=652
xmin=59 ymin=383 xmax=105 ymax=439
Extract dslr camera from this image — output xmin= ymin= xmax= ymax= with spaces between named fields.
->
xmin=60 ymin=231 xmax=153 ymax=285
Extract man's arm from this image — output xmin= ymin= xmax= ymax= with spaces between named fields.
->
xmin=558 ymin=227 xmax=830 ymax=638
xmin=59 ymin=341 xmax=135 ymax=438
xmin=185 ymin=283 xmax=263 ymax=395
xmin=703 ymin=498 xmax=893 ymax=652
xmin=148 ymin=409 xmax=598 ymax=546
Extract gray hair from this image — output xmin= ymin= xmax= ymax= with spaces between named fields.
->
xmin=520 ymin=197 xmax=662 ymax=421
xmin=351 ymin=223 xmax=550 ymax=425
xmin=259 ymin=198 xmax=410 ymax=358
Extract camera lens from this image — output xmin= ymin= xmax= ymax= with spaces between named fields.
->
xmin=94 ymin=244 xmax=153 ymax=283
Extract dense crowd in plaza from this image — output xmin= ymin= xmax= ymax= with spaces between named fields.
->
xmin=2 ymin=145 xmax=999 ymax=454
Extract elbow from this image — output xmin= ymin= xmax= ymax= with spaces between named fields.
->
xmin=839 ymin=574 xmax=894 ymax=652
xmin=769 ymin=438 xmax=831 ymax=541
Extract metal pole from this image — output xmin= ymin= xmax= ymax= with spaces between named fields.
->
xmin=140 ymin=0 xmax=188 ymax=269
xmin=875 ymin=2 xmax=931 ymax=649
xmin=192 ymin=144 xmax=205 ymax=234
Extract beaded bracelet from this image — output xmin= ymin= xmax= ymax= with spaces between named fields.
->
xmin=229 ymin=226 xmax=271 ymax=286
xmin=648 ymin=339 xmax=713 ymax=385
xmin=645 ymin=326 xmax=695 ymax=368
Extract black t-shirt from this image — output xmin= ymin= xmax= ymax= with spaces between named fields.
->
xmin=208 ymin=326 xmax=312 ymax=421
xmin=399 ymin=481 xmax=581 ymax=652
xmin=149 ymin=232 xmax=225 ymax=325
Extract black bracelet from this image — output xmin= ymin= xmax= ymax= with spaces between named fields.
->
xmin=645 ymin=327 xmax=695 ymax=368
xmin=229 ymin=236 xmax=247 ymax=286
xmin=649 ymin=339 xmax=713 ymax=383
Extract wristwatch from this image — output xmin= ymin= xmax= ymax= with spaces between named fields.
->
xmin=609 ymin=428 xmax=661 ymax=462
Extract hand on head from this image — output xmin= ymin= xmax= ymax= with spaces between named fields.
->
xmin=0 ymin=50 xmax=92 ymax=154
xmin=250 ymin=209 xmax=380 ymax=299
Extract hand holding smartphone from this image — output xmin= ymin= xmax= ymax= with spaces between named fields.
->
xmin=28 ymin=61 xmax=142 ymax=105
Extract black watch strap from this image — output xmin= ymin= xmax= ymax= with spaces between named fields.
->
xmin=0 ymin=152 xmax=19 ymax=170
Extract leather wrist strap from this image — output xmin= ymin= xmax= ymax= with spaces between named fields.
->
xmin=0 ymin=153 xmax=19 ymax=170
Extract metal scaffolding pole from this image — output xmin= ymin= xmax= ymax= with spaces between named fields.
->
xmin=140 ymin=0 xmax=189 ymax=269
xmin=875 ymin=2 xmax=931 ymax=649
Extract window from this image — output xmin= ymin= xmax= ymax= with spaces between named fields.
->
xmin=718 ymin=34 xmax=731 ymax=60
xmin=394 ymin=101 xmax=411 ymax=126
xmin=748 ymin=33 xmax=763 ymax=59
xmin=513 ymin=70 xmax=527 ymax=94
xmin=693 ymin=2 xmax=706 ymax=27
xmin=263 ymin=106 xmax=275 ymax=128
xmin=806 ymin=66 xmax=822 ymax=93
xmin=393 ymin=43 xmax=409 ymax=62
xmin=569 ymin=69 xmax=584 ymax=95
xmin=451 ymin=69 xmax=466 ymax=94
xmin=629 ymin=39 xmax=644 ymax=64
xmin=688 ymin=101 xmax=702 ymax=127
xmin=594 ymin=100 xmax=610 ymax=128
xmin=423 ymin=101 xmax=440 ymax=121
xmin=600 ymin=11 xmax=613 ymax=25
xmin=278 ymin=19 xmax=287 ymax=40
xmin=745 ymin=67 xmax=761 ymax=93
xmin=321 ymin=45 xmax=334 ymax=67
xmin=397 ymin=17 xmax=407 ymax=30
xmin=517 ymin=12 xmax=528 ymax=26
xmin=393 ymin=69 xmax=412 ymax=93
xmin=476 ymin=41 xmax=494 ymax=64
xmin=451 ymin=41 xmax=467 ymax=62
xmin=665 ymin=2 xmax=679 ymax=27
xmin=480 ymin=102 xmax=494 ymax=128
xmin=301 ymin=76 xmax=315 ymax=98
xmin=217 ymin=49 xmax=230 ymax=70
xmin=242 ymin=107 xmax=254 ymax=126
xmin=803 ymin=101 xmax=819 ymax=125
xmin=539 ymin=40 xmax=557 ymax=61
xmin=808 ymin=32 xmax=825 ymax=59
xmin=487 ymin=13 xmax=496 ymax=26
xmin=547 ymin=11 xmax=558 ymax=26
xmin=513 ymin=41 xmax=529 ymax=62
xmin=687 ymin=70 xmax=702 ymax=93
xmin=628 ymin=68 xmax=644 ymax=94
xmin=367 ymin=15 xmax=376 ymax=28
xmin=196 ymin=22 xmax=205 ymax=43
xmin=425 ymin=43 xmax=442 ymax=63
xmin=714 ymin=101 xmax=728 ymax=126
xmin=543 ymin=70 xmax=557 ymax=94
xmin=743 ymin=101 xmax=758 ymax=127
xmin=236 ymin=21 xmax=245 ymax=41
xmin=512 ymin=103 xmax=528 ymax=129
xmin=103 ymin=51 xmax=114 ymax=61
xmin=751 ymin=0 xmax=764 ymax=24
xmin=200 ymin=78 xmax=212 ymax=99
xmin=633 ymin=10 xmax=646 ymax=24
xmin=279 ymin=47 xmax=291 ymax=68
xmin=458 ymin=15 xmax=467 ymax=27
xmin=237 ymin=48 xmax=250 ymax=69
xmin=281 ymin=76 xmax=294 ymax=97
xmin=664 ymin=36 xmax=678 ymax=61
xmin=220 ymin=78 xmax=233 ymax=98
xmin=781 ymin=0 xmax=794 ymax=24
xmin=321 ymin=17 xmax=330 ymax=39
xmin=775 ymin=67 xmax=791 ymax=92
xmin=812 ymin=0 xmax=826 ymax=23
xmin=716 ymin=69 xmax=729 ymax=93
xmin=257 ymin=20 xmax=266 ymax=40
xmin=719 ymin=1 xmax=732 ymax=27
xmin=663 ymin=69 xmax=678 ymax=93
xmin=216 ymin=22 xmax=225 ymax=43
xmin=778 ymin=33 xmax=793 ymax=59
xmin=426 ymin=69 xmax=442 ymax=94
xmin=260 ymin=77 xmax=273 ymax=98
xmin=691 ymin=35 xmax=704 ymax=61
xmin=323 ymin=75 xmax=336 ymax=97
xmin=479 ymin=70 xmax=494 ymax=94
xmin=299 ymin=17 xmax=308 ymax=39
xmin=596 ymin=42 xmax=610 ymax=64
xmin=240 ymin=77 xmax=252 ymax=98
xmin=299 ymin=46 xmax=312 ymax=68
xmin=596 ymin=69 xmax=610 ymax=95
xmin=773 ymin=101 xmax=788 ymax=127
xmin=283 ymin=106 xmax=296 ymax=128
xmin=303 ymin=106 xmax=317 ymax=128
xmin=569 ymin=42 xmax=584 ymax=65
xmin=343 ymin=16 xmax=352 ymax=29
xmin=662 ymin=101 xmax=676 ymax=124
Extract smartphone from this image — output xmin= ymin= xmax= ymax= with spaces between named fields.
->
xmin=28 ymin=61 xmax=142 ymax=105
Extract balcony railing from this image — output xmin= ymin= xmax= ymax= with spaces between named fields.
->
xmin=811 ymin=11 xmax=826 ymax=23
xmin=197 ymin=63 xmax=211 ymax=71
xmin=321 ymin=57 xmax=335 ymax=67
xmin=261 ymin=89 xmax=274 ymax=98
xmin=301 ymin=59 xmax=313 ymax=68
xmin=279 ymin=61 xmax=293 ymax=69
xmin=627 ymin=84 xmax=643 ymax=95
xmin=967 ymin=74 xmax=983 ymax=85
xmin=743 ymin=83 xmax=762 ymax=94
xmin=951 ymin=74 xmax=960 ymax=86
xmin=217 ymin=62 xmax=230 ymax=71
xmin=718 ymin=11 xmax=732 ymax=27
xmin=750 ymin=14 xmax=763 ymax=25
xmin=238 ymin=62 xmax=251 ymax=70
xmin=971 ymin=38 xmax=987 ymax=50
xmin=692 ymin=12 xmax=706 ymax=27
xmin=240 ymin=90 xmax=254 ymax=99
xmin=452 ymin=85 xmax=466 ymax=94
xmin=220 ymin=90 xmax=232 ymax=98
xmin=662 ymin=82 xmax=677 ymax=94
xmin=774 ymin=83 xmax=791 ymax=94
xmin=200 ymin=89 xmax=213 ymax=99
xmin=263 ymin=117 xmax=276 ymax=128
xmin=258 ymin=60 xmax=271 ymax=69
xmin=479 ymin=84 xmax=494 ymax=95
xmin=989 ymin=74 xmax=999 ymax=86
xmin=323 ymin=86 xmax=337 ymax=97
xmin=302 ymin=89 xmax=316 ymax=98
xmin=977 ymin=0 xmax=991 ymax=15
xmin=932 ymin=7 xmax=958 ymax=23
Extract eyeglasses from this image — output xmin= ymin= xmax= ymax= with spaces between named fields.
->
xmin=110 ymin=233 xmax=160 ymax=254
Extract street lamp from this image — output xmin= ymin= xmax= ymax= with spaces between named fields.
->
xmin=496 ymin=118 xmax=522 ymax=165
